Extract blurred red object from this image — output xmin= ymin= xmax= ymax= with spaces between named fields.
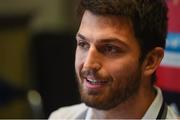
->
xmin=167 ymin=0 xmax=180 ymax=32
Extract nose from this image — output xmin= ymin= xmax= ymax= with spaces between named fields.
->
xmin=83 ymin=46 xmax=102 ymax=72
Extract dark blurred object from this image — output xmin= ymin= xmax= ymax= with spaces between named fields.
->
xmin=31 ymin=31 xmax=80 ymax=118
xmin=162 ymin=90 xmax=180 ymax=115
xmin=0 ymin=77 xmax=26 ymax=106
xmin=0 ymin=77 xmax=33 ymax=118
xmin=0 ymin=77 xmax=44 ymax=118
xmin=0 ymin=15 xmax=31 ymax=30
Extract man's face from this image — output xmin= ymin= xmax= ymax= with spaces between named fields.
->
xmin=75 ymin=10 xmax=142 ymax=110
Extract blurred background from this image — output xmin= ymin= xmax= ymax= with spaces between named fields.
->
xmin=0 ymin=0 xmax=179 ymax=118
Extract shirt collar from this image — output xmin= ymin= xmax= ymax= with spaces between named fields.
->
xmin=142 ymin=86 xmax=163 ymax=119
xmin=85 ymin=107 xmax=93 ymax=120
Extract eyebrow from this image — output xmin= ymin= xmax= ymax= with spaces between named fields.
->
xmin=76 ymin=33 xmax=88 ymax=41
xmin=76 ymin=33 xmax=128 ymax=47
xmin=99 ymin=39 xmax=127 ymax=46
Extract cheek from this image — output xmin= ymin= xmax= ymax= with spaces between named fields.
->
xmin=75 ymin=50 xmax=85 ymax=75
xmin=105 ymin=60 xmax=139 ymax=81
xmin=75 ymin=57 xmax=83 ymax=84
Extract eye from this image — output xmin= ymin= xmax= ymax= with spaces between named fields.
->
xmin=101 ymin=44 xmax=121 ymax=55
xmin=77 ymin=40 xmax=90 ymax=50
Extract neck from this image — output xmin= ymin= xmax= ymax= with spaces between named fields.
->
xmin=90 ymin=86 xmax=156 ymax=119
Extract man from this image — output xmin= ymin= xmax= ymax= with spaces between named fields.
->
xmin=49 ymin=0 xmax=177 ymax=119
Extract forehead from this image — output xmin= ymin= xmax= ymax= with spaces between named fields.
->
xmin=80 ymin=10 xmax=133 ymax=32
xmin=77 ymin=10 xmax=139 ymax=48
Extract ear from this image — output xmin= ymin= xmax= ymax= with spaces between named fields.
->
xmin=143 ymin=47 xmax=164 ymax=77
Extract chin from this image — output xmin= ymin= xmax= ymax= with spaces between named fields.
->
xmin=80 ymin=88 xmax=123 ymax=110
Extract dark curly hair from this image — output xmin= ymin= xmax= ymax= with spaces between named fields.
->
xmin=77 ymin=0 xmax=168 ymax=84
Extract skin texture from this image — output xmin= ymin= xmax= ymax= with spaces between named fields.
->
xmin=75 ymin=10 xmax=164 ymax=119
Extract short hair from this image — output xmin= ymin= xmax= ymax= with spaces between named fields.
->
xmin=77 ymin=0 xmax=168 ymax=84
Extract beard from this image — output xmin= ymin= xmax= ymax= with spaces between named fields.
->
xmin=76 ymin=65 xmax=142 ymax=110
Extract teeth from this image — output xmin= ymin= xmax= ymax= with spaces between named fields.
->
xmin=87 ymin=78 xmax=108 ymax=84
xmin=88 ymin=79 xmax=97 ymax=83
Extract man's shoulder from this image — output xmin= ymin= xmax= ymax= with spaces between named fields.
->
xmin=49 ymin=103 xmax=88 ymax=119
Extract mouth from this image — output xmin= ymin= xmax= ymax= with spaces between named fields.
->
xmin=83 ymin=77 xmax=110 ymax=89
xmin=86 ymin=78 xmax=109 ymax=85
